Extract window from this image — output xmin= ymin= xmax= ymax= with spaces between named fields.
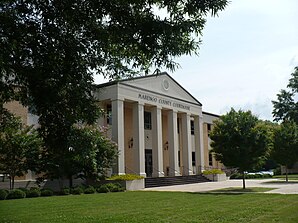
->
xmin=191 ymin=120 xmax=194 ymax=135
xmin=209 ymin=153 xmax=213 ymax=166
xmin=107 ymin=104 xmax=112 ymax=125
xmin=178 ymin=151 xmax=181 ymax=167
xmin=207 ymin=123 xmax=212 ymax=137
xmin=192 ymin=152 xmax=196 ymax=166
xmin=177 ymin=118 xmax=180 ymax=133
xmin=144 ymin=111 xmax=152 ymax=130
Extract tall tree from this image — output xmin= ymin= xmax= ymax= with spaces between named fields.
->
xmin=271 ymin=121 xmax=298 ymax=182
xmin=0 ymin=109 xmax=43 ymax=189
xmin=0 ymin=0 xmax=228 ymax=180
xmin=210 ymin=109 xmax=272 ymax=189
xmin=272 ymin=66 xmax=298 ymax=124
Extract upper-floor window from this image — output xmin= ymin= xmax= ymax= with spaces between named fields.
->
xmin=191 ymin=120 xmax=194 ymax=135
xmin=144 ymin=111 xmax=152 ymax=130
xmin=107 ymin=104 xmax=112 ymax=125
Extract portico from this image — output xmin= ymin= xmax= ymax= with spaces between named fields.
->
xmin=95 ymin=73 xmax=205 ymax=178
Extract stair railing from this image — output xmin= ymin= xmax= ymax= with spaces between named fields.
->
xmin=167 ymin=166 xmax=181 ymax=176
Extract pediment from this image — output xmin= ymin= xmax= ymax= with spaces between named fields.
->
xmin=121 ymin=73 xmax=201 ymax=106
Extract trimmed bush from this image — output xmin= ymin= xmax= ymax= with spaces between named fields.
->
xmin=108 ymin=174 xmax=144 ymax=181
xmin=96 ymin=185 xmax=110 ymax=193
xmin=105 ymin=183 xmax=124 ymax=192
xmin=7 ymin=189 xmax=26 ymax=200
xmin=26 ymin=189 xmax=41 ymax=198
xmin=203 ymin=169 xmax=224 ymax=175
xmin=84 ymin=186 xmax=96 ymax=194
xmin=41 ymin=189 xmax=54 ymax=197
xmin=0 ymin=189 xmax=8 ymax=200
xmin=230 ymin=173 xmax=273 ymax=179
xmin=59 ymin=188 xmax=70 ymax=195
xmin=71 ymin=187 xmax=83 ymax=195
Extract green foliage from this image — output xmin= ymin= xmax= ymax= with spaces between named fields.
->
xmin=65 ymin=125 xmax=118 ymax=182
xmin=202 ymin=169 xmax=224 ymax=175
xmin=59 ymin=188 xmax=70 ymax=196
xmin=0 ymin=189 xmax=8 ymax=200
xmin=105 ymin=183 xmax=124 ymax=192
xmin=0 ymin=0 xmax=228 ymax=186
xmin=96 ymin=185 xmax=110 ymax=193
xmin=71 ymin=187 xmax=84 ymax=195
xmin=210 ymin=109 xmax=272 ymax=171
xmin=0 ymin=110 xmax=43 ymax=189
xmin=272 ymin=121 xmax=298 ymax=168
xmin=84 ymin=186 xmax=96 ymax=194
xmin=108 ymin=174 xmax=144 ymax=181
xmin=210 ymin=109 xmax=273 ymax=188
xmin=272 ymin=67 xmax=298 ymax=124
xmin=6 ymin=189 xmax=26 ymax=200
xmin=26 ymin=189 xmax=41 ymax=198
xmin=41 ymin=189 xmax=54 ymax=197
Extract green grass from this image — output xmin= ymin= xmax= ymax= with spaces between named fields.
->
xmin=273 ymin=174 xmax=298 ymax=180
xmin=209 ymin=187 xmax=276 ymax=193
xmin=1 ymin=191 xmax=298 ymax=223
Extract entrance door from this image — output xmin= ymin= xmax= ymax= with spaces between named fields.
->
xmin=145 ymin=149 xmax=153 ymax=177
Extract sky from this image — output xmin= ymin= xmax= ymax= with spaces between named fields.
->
xmin=94 ymin=0 xmax=298 ymax=121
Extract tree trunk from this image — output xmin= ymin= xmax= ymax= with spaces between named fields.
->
xmin=11 ymin=176 xmax=15 ymax=190
xmin=242 ymin=171 xmax=246 ymax=189
xmin=285 ymin=167 xmax=288 ymax=183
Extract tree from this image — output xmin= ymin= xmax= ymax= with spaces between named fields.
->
xmin=272 ymin=67 xmax=298 ymax=124
xmin=210 ymin=109 xmax=272 ymax=189
xmin=38 ymin=125 xmax=118 ymax=188
xmin=271 ymin=122 xmax=298 ymax=182
xmin=1 ymin=0 xmax=228 ymax=180
xmin=0 ymin=109 xmax=43 ymax=189
xmin=272 ymin=67 xmax=298 ymax=179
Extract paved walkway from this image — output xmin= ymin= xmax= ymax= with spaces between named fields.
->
xmin=143 ymin=179 xmax=298 ymax=194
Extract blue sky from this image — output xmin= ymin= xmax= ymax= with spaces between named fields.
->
xmin=95 ymin=0 xmax=298 ymax=121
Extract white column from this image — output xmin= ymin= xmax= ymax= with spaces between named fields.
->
xmin=196 ymin=115 xmax=205 ymax=173
xmin=168 ymin=110 xmax=180 ymax=176
xmin=194 ymin=116 xmax=200 ymax=174
xmin=111 ymin=99 xmax=125 ymax=175
xmin=181 ymin=113 xmax=193 ymax=175
xmin=133 ymin=102 xmax=146 ymax=177
xmin=152 ymin=106 xmax=164 ymax=177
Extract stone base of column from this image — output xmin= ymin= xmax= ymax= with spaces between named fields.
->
xmin=139 ymin=172 xmax=147 ymax=178
xmin=152 ymin=172 xmax=164 ymax=177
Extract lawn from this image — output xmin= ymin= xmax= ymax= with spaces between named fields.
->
xmin=1 ymin=191 xmax=298 ymax=223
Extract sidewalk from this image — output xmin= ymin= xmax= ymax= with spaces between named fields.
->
xmin=143 ymin=179 xmax=298 ymax=194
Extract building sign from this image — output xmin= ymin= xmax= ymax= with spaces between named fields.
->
xmin=138 ymin=93 xmax=190 ymax=111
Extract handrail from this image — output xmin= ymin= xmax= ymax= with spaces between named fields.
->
xmin=167 ymin=166 xmax=181 ymax=176
xmin=151 ymin=166 xmax=165 ymax=177
xmin=181 ymin=166 xmax=194 ymax=175
xmin=124 ymin=166 xmax=139 ymax=175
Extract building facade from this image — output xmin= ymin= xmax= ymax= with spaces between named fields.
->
xmin=94 ymin=73 xmax=221 ymax=178
xmin=3 ymin=73 xmax=222 ymax=180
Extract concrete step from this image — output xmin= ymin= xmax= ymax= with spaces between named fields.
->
xmin=145 ymin=175 xmax=210 ymax=188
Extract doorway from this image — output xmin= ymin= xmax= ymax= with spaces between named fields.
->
xmin=145 ymin=149 xmax=153 ymax=177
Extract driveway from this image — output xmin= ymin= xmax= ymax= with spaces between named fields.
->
xmin=143 ymin=179 xmax=298 ymax=194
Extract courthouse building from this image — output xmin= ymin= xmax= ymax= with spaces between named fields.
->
xmin=94 ymin=73 xmax=222 ymax=178
xmin=3 ymin=72 xmax=222 ymax=180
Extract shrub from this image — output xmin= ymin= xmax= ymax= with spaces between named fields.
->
xmin=105 ymin=183 xmax=124 ymax=192
xmin=41 ymin=189 xmax=54 ymax=197
xmin=96 ymin=185 xmax=110 ymax=193
xmin=230 ymin=173 xmax=273 ymax=179
xmin=18 ymin=187 xmax=29 ymax=193
xmin=108 ymin=174 xmax=144 ymax=181
xmin=84 ymin=186 xmax=96 ymax=194
xmin=71 ymin=187 xmax=83 ymax=195
xmin=59 ymin=188 xmax=70 ymax=195
xmin=26 ymin=189 xmax=41 ymax=198
xmin=7 ymin=189 xmax=26 ymax=199
xmin=0 ymin=189 xmax=8 ymax=200
xmin=203 ymin=169 xmax=224 ymax=175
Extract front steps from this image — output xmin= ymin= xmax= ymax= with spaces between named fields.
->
xmin=145 ymin=174 xmax=210 ymax=188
